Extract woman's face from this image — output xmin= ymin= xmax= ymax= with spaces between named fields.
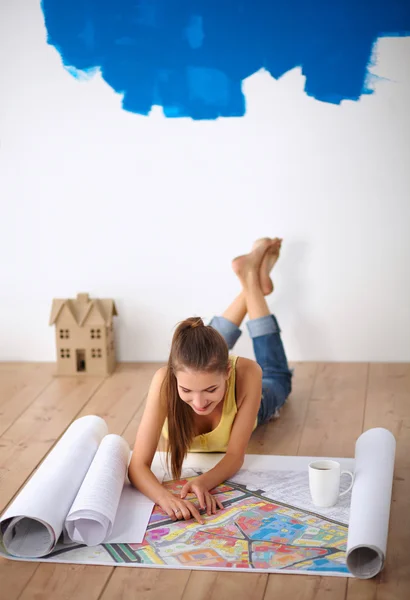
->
xmin=176 ymin=368 xmax=230 ymax=416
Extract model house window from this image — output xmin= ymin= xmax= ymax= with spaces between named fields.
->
xmin=60 ymin=349 xmax=71 ymax=358
xmin=90 ymin=329 xmax=101 ymax=339
xmin=59 ymin=329 xmax=69 ymax=339
xmin=91 ymin=348 xmax=102 ymax=358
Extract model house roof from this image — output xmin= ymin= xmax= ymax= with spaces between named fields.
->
xmin=49 ymin=293 xmax=118 ymax=327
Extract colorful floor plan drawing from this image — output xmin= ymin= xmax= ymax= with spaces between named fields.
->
xmin=230 ymin=468 xmax=352 ymax=524
xmin=44 ymin=476 xmax=350 ymax=574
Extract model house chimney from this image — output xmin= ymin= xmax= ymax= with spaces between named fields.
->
xmin=76 ymin=293 xmax=90 ymax=303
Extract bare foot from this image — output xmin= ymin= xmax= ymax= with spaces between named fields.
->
xmin=252 ymin=237 xmax=282 ymax=295
xmin=231 ymin=238 xmax=272 ymax=284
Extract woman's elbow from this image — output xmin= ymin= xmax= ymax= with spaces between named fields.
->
xmin=226 ymin=452 xmax=245 ymax=472
xmin=128 ymin=458 xmax=147 ymax=486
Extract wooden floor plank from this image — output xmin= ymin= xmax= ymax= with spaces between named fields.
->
xmin=0 ymin=363 xmax=53 ymax=409
xmin=360 ymin=364 xmax=410 ymax=468
xmin=346 ymin=364 xmax=410 ymax=600
xmin=181 ymin=572 xmax=219 ymax=599
xmin=264 ymin=574 xmax=347 ymax=599
xmin=75 ymin=363 xmax=160 ymax=434
xmin=182 ymin=572 xmax=268 ymax=600
xmin=0 ymin=363 xmax=54 ymax=436
xmin=122 ymin=388 xmax=155 ymax=448
xmin=100 ymin=568 xmax=191 ymax=600
xmin=0 ymin=559 xmax=38 ymax=599
xmin=297 ymin=363 xmax=368 ymax=457
xmin=17 ymin=564 xmax=113 ymax=600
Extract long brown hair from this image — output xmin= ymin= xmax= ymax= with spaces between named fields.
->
xmin=161 ymin=316 xmax=229 ymax=479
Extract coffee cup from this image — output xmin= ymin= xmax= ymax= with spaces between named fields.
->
xmin=308 ymin=460 xmax=354 ymax=508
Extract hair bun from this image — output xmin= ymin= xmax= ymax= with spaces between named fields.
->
xmin=173 ymin=317 xmax=205 ymax=342
xmin=187 ymin=317 xmax=204 ymax=329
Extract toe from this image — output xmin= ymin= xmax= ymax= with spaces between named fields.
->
xmin=252 ymin=237 xmax=271 ymax=251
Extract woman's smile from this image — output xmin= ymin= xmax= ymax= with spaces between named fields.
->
xmin=192 ymin=401 xmax=214 ymax=413
xmin=192 ymin=403 xmax=211 ymax=412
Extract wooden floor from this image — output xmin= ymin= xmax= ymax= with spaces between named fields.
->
xmin=1 ymin=361 xmax=409 ymax=600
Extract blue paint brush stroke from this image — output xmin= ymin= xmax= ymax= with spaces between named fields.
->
xmin=40 ymin=0 xmax=410 ymax=119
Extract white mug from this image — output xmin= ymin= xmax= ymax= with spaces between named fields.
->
xmin=308 ymin=460 xmax=354 ymax=508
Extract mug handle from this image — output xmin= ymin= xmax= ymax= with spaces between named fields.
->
xmin=339 ymin=470 xmax=354 ymax=497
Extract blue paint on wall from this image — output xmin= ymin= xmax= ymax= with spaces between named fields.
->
xmin=40 ymin=0 xmax=410 ymax=119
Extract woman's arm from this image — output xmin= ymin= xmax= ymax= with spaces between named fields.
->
xmin=128 ymin=367 xmax=204 ymax=523
xmin=128 ymin=367 xmax=169 ymax=502
xmin=184 ymin=359 xmax=262 ymax=492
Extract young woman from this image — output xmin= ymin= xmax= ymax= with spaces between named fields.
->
xmin=128 ymin=237 xmax=293 ymax=524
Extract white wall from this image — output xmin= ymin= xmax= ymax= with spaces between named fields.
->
xmin=1 ymin=1 xmax=410 ymax=363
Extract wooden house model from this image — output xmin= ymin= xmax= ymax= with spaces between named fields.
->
xmin=49 ymin=293 xmax=118 ymax=376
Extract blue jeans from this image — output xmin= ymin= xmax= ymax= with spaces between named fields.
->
xmin=208 ymin=314 xmax=293 ymax=425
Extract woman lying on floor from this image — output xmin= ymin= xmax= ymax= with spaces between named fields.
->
xmin=128 ymin=237 xmax=293 ymax=523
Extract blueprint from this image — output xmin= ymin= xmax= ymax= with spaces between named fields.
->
xmin=229 ymin=469 xmax=351 ymax=524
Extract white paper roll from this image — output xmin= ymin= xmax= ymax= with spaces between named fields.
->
xmin=64 ymin=434 xmax=129 ymax=545
xmin=0 ymin=415 xmax=108 ymax=557
xmin=346 ymin=428 xmax=396 ymax=578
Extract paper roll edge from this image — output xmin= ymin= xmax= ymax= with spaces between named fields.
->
xmin=357 ymin=427 xmax=396 ymax=447
xmin=346 ymin=544 xmax=384 ymax=579
xmin=0 ymin=516 xmax=55 ymax=558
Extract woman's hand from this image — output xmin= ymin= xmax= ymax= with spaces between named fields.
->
xmin=157 ymin=490 xmax=205 ymax=524
xmin=180 ymin=477 xmax=224 ymax=516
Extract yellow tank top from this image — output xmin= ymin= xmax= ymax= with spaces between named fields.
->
xmin=161 ymin=354 xmax=258 ymax=453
